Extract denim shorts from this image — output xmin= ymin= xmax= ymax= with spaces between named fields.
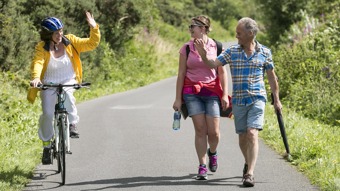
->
xmin=183 ymin=94 xmax=220 ymax=117
xmin=232 ymin=99 xmax=265 ymax=134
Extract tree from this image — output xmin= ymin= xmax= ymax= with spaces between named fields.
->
xmin=0 ymin=0 xmax=38 ymax=77
xmin=255 ymin=0 xmax=310 ymax=45
xmin=95 ymin=0 xmax=147 ymax=51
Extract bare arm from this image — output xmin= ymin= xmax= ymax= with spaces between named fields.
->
xmin=173 ymin=53 xmax=187 ymax=111
xmin=194 ymin=39 xmax=223 ymax=68
xmin=267 ymin=69 xmax=282 ymax=112
xmin=217 ymin=66 xmax=229 ymax=110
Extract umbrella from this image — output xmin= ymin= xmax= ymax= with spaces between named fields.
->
xmin=271 ymin=93 xmax=292 ymax=160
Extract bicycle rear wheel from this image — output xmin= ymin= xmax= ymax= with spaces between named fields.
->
xmin=58 ymin=117 xmax=66 ymax=185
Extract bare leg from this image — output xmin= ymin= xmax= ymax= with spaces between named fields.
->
xmin=239 ymin=128 xmax=259 ymax=175
xmin=239 ymin=133 xmax=248 ymax=165
xmin=192 ymin=114 xmax=208 ymax=165
xmin=206 ymin=115 xmax=220 ymax=153
xmin=246 ymin=128 xmax=258 ymax=175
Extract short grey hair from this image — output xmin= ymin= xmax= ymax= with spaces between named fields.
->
xmin=238 ymin=17 xmax=259 ymax=37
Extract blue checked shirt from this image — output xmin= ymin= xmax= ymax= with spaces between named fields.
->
xmin=217 ymin=41 xmax=274 ymax=106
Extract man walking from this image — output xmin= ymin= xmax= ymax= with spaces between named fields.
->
xmin=194 ymin=17 xmax=282 ymax=187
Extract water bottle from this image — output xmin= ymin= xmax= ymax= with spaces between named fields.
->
xmin=172 ymin=111 xmax=181 ymax=130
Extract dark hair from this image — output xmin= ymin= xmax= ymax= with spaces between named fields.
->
xmin=40 ymin=28 xmax=53 ymax=42
xmin=192 ymin=15 xmax=211 ymax=33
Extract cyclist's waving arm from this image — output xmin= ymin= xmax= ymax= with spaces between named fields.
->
xmin=86 ymin=11 xmax=97 ymax=28
xmin=67 ymin=11 xmax=101 ymax=53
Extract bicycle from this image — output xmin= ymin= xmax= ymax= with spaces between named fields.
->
xmin=37 ymin=82 xmax=90 ymax=185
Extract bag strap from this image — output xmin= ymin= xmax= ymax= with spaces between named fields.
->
xmin=186 ymin=44 xmax=190 ymax=60
xmin=213 ymin=39 xmax=223 ymax=55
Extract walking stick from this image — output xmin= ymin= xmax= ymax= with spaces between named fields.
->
xmin=271 ymin=93 xmax=292 ymax=161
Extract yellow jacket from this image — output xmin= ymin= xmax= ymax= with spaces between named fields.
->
xmin=27 ymin=24 xmax=100 ymax=103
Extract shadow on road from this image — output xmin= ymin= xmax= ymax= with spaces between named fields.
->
xmin=25 ymin=169 xmax=63 ymax=190
xmin=66 ymin=175 xmax=244 ymax=190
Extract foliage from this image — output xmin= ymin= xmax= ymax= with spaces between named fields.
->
xmin=155 ymin=0 xmax=200 ymax=27
xmin=274 ymin=14 xmax=340 ymax=126
xmin=255 ymin=0 xmax=339 ymax=45
xmin=0 ymin=0 xmax=37 ymax=77
xmin=205 ymin=0 xmax=258 ymax=30
xmin=281 ymin=10 xmax=320 ymax=44
xmin=95 ymin=0 xmax=152 ymax=52
xmin=0 ymin=0 xmax=153 ymax=77
xmin=0 ymin=72 xmax=41 ymax=191
xmin=255 ymin=0 xmax=308 ymax=45
xmin=261 ymin=104 xmax=339 ymax=191
xmin=19 ymin=0 xmax=99 ymax=39
xmin=0 ymin=0 xmax=339 ymax=190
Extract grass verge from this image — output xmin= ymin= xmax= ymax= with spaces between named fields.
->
xmin=261 ymin=104 xmax=340 ymax=191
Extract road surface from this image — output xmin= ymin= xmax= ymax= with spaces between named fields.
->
xmin=24 ymin=77 xmax=319 ymax=191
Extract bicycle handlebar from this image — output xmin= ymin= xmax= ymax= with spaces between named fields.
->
xmin=36 ymin=82 xmax=91 ymax=90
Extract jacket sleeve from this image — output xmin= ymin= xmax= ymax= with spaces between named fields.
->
xmin=67 ymin=24 xmax=101 ymax=53
xmin=27 ymin=43 xmax=46 ymax=104
xmin=31 ymin=42 xmax=46 ymax=80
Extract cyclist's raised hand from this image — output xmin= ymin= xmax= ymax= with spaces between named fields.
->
xmin=85 ymin=11 xmax=96 ymax=28
xmin=30 ymin=78 xmax=41 ymax=87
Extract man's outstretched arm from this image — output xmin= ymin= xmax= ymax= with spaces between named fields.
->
xmin=194 ymin=39 xmax=223 ymax=68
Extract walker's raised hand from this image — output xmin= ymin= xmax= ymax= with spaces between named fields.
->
xmin=85 ymin=11 xmax=96 ymax=28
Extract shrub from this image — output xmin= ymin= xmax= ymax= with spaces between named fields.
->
xmin=274 ymin=21 xmax=340 ymax=126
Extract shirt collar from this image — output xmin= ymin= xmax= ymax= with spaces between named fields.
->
xmin=239 ymin=40 xmax=262 ymax=52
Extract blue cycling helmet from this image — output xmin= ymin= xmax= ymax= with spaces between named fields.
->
xmin=41 ymin=17 xmax=63 ymax=32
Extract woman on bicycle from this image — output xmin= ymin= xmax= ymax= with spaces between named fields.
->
xmin=28 ymin=11 xmax=100 ymax=164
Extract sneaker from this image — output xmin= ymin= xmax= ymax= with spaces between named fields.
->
xmin=42 ymin=147 xmax=52 ymax=165
xmin=243 ymin=174 xmax=255 ymax=187
xmin=196 ymin=165 xmax=208 ymax=180
xmin=69 ymin=124 xmax=79 ymax=138
xmin=207 ymin=149 xmax=218 ymax=172
xmin=243 ymin=163 xmax=248 ymax=176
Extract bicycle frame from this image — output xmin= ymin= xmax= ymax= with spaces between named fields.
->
xmin=37 ymin=82 xmax=90 ymax=185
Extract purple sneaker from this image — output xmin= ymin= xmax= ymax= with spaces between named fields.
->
xmin=196 ymin=165 xmax=208 ymax=180
xmin=207 ymin=149 xmax=218 ymax=172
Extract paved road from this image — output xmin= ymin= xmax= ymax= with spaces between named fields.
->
xmin=25 ymin=77 xmax=319 ymax=191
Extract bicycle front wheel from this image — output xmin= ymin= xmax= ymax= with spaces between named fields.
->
xmin=58 ymin=116 xmax=66 ymax=185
